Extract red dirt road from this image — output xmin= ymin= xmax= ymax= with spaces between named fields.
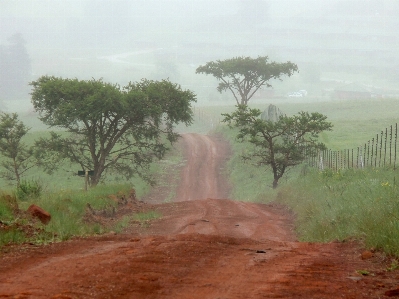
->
xmin=1 ymin=133 xmax=399 ymax=298
xmin=176 ymin=133 xmax=231 ymax=201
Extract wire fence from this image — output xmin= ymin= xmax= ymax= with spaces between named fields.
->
xmin=191 ymin=106 xmax=399 ymax=173
xmin=306 ymin=123 xmax=399 ymax=171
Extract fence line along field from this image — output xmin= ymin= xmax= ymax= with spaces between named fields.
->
xmin=306 ymin=122 xmax=399 ymax=171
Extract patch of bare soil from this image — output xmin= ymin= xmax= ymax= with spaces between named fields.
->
xmin=1 ymin=133 xmax=399 ymax=298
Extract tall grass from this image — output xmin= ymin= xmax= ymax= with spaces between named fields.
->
xmin=0 ymin=193 xmax=32 ymax=246
xmin=278 ymin=168 xmax=399 ymax=256
xmin=0 ymin=130 xmax=184 ymax=246
xmin=0 ymin=194 xmax=15 ymax=221
xmin=215 ymin=99 xmax=399 ymax=257
xmin=14 ymin=184 xmax=133 ymax=241
xmin=222 ymin=122 xmax=399 ymax=256
xmin=216 ymin=126 xmax=279 ymax=202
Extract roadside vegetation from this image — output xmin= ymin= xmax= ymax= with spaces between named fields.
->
xmin=278 ymin=168 xmax=399 ymax=256
xmin=0 ymin=136 xmax=189 ymax=246
xmin=0 ymin=74 xmax=195 ymax=248
xmin=0 ymin=129 xmax=185 ymax=248
xmin=0 ymin=184 xmax=134 ymax=247
xmin=217 ymin=98 xmax=399 ymax=257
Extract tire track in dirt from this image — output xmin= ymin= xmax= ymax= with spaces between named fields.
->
xmin=176 ymin=133 xmax=230 ymax=201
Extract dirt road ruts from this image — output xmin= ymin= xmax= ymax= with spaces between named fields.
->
xmin=0 ymin=133 xmax=398 ymax=298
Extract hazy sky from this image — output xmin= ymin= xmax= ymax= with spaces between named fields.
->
xmin=1 ymin=0 xmax=398 ymax=109
xmin=3 ymin=0 xmax=378 ymax=47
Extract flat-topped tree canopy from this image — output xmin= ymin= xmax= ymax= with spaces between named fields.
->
xmin=196 ymin=56 xmax=298 ymax=105
xmin=30 ymin=76 xmax=196 ymax=186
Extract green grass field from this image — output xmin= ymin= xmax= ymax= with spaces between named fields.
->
xmin=195 ymin=97 xmax=399 ymax=148
xmin=209 ymin=97 xmax=399 ymax=257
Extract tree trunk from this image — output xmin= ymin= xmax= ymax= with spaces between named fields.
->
xmin=272 ymin=178 xmax=279 ymax=189
xmin=271 ymin=162 xmax=279 ymax=189
xmin=13 ymin=158 xmax=20 ymax=187
xmin=91 ymin=172 xmax=101 ymax=187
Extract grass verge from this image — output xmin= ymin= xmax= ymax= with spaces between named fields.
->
xmin=218 ymin=116 xmax=399 ymax=257
xmin=278 ymin=167 xmax=399 ymax=256
xmin=216 ymin=125 xmax=298 ymax=202
xmin=0 ymin=183 xmax=151 ymax=247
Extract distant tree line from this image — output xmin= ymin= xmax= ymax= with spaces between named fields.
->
xmin=0 ymin=33 xmax=32 ymax=101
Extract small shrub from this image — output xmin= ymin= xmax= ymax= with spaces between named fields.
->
xmin=114 ymin=215 xmax=133 ymax=233
xmin=0 ymin=193 xmax=17 ymax=220
xmin=15 ymin=179 xmax=43 ymax=201
xmin=387 ymin=260 xmax=399 ymax=272
xmin=0 ymin=228 xmax=25 ymax=246
xmin=132 ymin=211 xmax=162 ymax=228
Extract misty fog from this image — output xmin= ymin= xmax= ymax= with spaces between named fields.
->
xmin=1 ymin=0 xmax=399 ymax=111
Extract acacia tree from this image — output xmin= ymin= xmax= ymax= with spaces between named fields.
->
xmin=30 ymin=76 xmax=196 ymax=186
xmin=223 ymin=105 xmax=333 ymax=188
xmin=0 ymin=113 xmax=37 ymax=186
xmin=196 ymin=56 xmax=298 ymax=105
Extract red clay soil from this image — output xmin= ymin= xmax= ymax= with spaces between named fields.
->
xmin=1 ymin=133 xmax=399 ymax=298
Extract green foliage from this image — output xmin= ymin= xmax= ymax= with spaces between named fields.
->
xmin=29 ymin=184 xmax=133 ymax=241
xmin=113 ymin=215 xmax=133 ymax=233
xmin=0 ymin=184 xmax=143 ymax=247
xmin=218 ymin=100 xmax=399 ymax=257
xmin=113 ymin=211 xmax=162 ymax=231
xmin=387 ymin=260 xmax=399 ymax=271
xmin=133 ymin=210 xmax=162 ymax=228
xmin=0 ymin=112 xmax=37 ymax=186
xmin=0 ymin=229 xmax=26 ymax=247
xmin=216 ymin=125 xmax=277 ymax=200
xmin=0 ymin=193 xmax=16 ymax=220
xmin=30 ymin=76 xmax=196 ymax=186
xmin=278 ymin=168 xmax=399 ymax=256
xmin=196 ymin=56 xmax=298 ymax=105
xmin=133 ymin=210 xmax=162 ymax=222
xmin=356 ymin=270 xmax=372 ymax=276
xmin=0 ymin=193 xmax=27 ymax=247
xmin=15 ymin=179 xmax=43 ymax=201
xmin=222 ymin=105 xmax=332 ymax=188
xmin=0 ymin=137 xmax=174 ymax=247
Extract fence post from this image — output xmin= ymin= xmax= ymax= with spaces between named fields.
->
xmin=390 ymin=125 xmax=393 ymax=166
xmin=342 ymin=150 xmax=345 ymax=169
xmin=335 ymin=151 xmax=338 ymax=172
xmin=371 ymin=138 xmax=374 ymax=168
xmin=366 ymin=140 xmax=370 ymax=167
xmin=348 ymin=149 xmax=351 ymax=169
xmin=319 ymin=152 xmax=324 ymax=171
xmin=385 ymin=128 xmax=388 ymax=167
xmin=395 ymin=123 xmax=397 ymax=170
xmin=359 ymin=146 xmax=364 ymax=169
xmin=379 ymin=131 xmax=383 ymax=167
xmin=375 ymin=135 xmax=378 ymax=167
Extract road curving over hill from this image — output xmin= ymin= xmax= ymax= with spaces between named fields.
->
xmin=176 ymin=133 xmax=231 ymax=201
xmin=0 ymin=133 xmax=398 ymax=298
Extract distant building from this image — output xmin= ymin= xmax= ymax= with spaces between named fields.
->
xmin=333 ymin=82 xmax=373 ymax=99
